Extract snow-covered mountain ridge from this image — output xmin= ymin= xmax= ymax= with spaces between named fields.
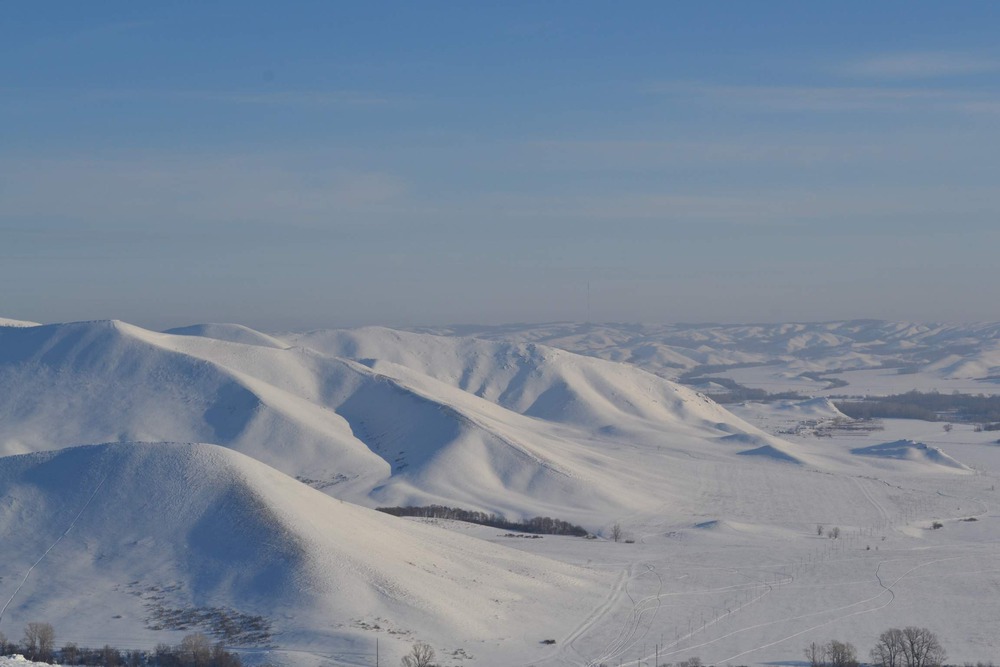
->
xmin=415 ymin=320 xmax=1000 ymax=393
xmin=0 ymin=318 xmax=802 ymax=526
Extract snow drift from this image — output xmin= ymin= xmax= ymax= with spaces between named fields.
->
xmin=851 ymin=439 xmax=971 ymax=472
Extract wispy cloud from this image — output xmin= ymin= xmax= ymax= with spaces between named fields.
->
xmin=83 ymin=88 xmax=415 ymax=109
xmin=457 ymin=186 xmax=1000 ymax=226
xmin=0 ymin=155 xmax=411 ymax=227
xmin=523 ymin=138 xmax=884 ymax=167
xmin=644 ymin=81 xmax=1000 ymax=114
xmin=839 ymin=51 xmax=1000 ymax=79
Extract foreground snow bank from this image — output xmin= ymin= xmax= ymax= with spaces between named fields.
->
xmin=0 ymin=657 xmax=57 ymax=667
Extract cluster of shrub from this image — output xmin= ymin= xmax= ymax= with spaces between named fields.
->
xmin=805 ymin=627 xmax=946 ymax=667
xmin=376 ymin=504 xmax=589 ymax=536
xmin=0 ymin=623 xmax=241 ymax=667
xmin=836 ymin=391 xmax=1000 ymax=424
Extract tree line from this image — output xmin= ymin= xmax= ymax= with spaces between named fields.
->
xmin=376 ymin=504 xmax=589 ymax=536
xmin=836 ymin=391 xmax=1000 ymax=423
xmin=806 ymin=627 xmax=947 ymax=667
xmin=0 ymin=623 xmax=241 ymax=667
xmin=592 ymin=626 xmax=962 ymax=667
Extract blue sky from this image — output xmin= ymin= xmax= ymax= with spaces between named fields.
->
xmin=2 ymin=2 xmax=999 ymax=329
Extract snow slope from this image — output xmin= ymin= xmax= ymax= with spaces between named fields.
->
xmin=851 ymin=439 xmax=972 ymax=472
xmin=282 ymin=326 xmax=750 ymax=433
xmin=923 ymin=341 xmax=1000 ymax=380
xmin=770 ymin=397 xmax=847 ymax=419
xmin=0 ymin=320 xmax=805 ymax=526
xmin=0 ymin=442 xmax=607 ymax=664
xmin=165 ymin=323 xmax=289 ymax=349
xmin=0 ymin=320 xmax=386 ymax=491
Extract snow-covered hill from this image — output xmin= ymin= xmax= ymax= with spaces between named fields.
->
xmin=851 ymin=439 xmax=972 ymax=472
xmin=0 ymin=318 xmax=38 ymax=328
xmin=281 ymin=326 xmax=747 ymax=432
xmin=165 ymin=323 xmax=289 ymax=349
xmin=0 ymin=442 xmax=606 ymax=664
xmin=0 ymin=319 xmax=799 ymax=526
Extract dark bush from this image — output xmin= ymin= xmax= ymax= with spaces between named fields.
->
xmin=377 ymin=505 xmax=589 ymax=536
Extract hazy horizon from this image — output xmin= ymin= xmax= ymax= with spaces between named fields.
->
xmin=3 ymin=2 xmax=998 ymax=329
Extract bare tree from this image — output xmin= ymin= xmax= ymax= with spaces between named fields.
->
xmin=610 ymin=522 xmax=623 ymax=543
xmin=126 ymin=649 xmax=144 ymax=667
xmin=22 ymin=622 xmax=55 ymax=662
xmin=805 ymin=642 xmax=826 ymax=667
xmin=62 ymin=642 xmax=80 ymax=665
xmin=155 ymin=642 xmax=176 ymax=667
xmin=677 ymin=659 xmax=702 ymax=667
xmin=900 ymin=627 xmax=946 ymax=667
xmin=871 ymin=628 xmax=905 ymax=667
xmin=179 ymin=633 xmax=213 ymax=667
xmin=102 ymin=645 xmax=122 ymax=667
xmin=401 ymin=642 xmax=436 ymax=667
xmin=817 ymin=524 xmax=825 ymax=537
xmin=829 ymin=526 xmax=841 ymax=539
xmin=826 ymin=640 xmax=858 ymax=667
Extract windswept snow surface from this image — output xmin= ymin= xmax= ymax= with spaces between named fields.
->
xmin=2 ymin=319 xmax=1000 ymax=665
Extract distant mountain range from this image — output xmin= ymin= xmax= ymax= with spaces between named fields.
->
xmin=417 ymin=320 xmax=1000 ymax=389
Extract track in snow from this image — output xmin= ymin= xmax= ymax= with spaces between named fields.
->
xmin=0 ymin=471 xmax=109 ymax=626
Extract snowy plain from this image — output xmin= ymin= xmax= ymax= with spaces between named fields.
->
xmin=0 ymin=319 xmax=998 ymax=666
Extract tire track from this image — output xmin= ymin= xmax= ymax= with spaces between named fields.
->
xmin=0 ymin=471 xmax=109 ymax=626
xmin=587 ymin=564 xmax=663 ymax=667
xmin=680 ymin=555 xmax=967 ymax=665
xmin=562 ymin=564 xmax=633 ymax=663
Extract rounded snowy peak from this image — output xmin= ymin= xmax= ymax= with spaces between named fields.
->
xmin=165 ymin=323 xmax=288 ymax=349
